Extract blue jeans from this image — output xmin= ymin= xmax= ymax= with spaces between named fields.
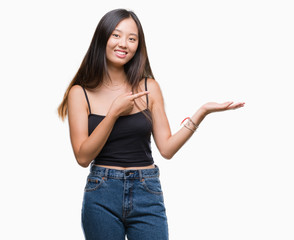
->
xmin=81 ymin=164 xmax=169 ymax=240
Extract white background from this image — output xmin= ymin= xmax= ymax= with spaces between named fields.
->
xmin=1 ymin=0 xmax=294 ymax=239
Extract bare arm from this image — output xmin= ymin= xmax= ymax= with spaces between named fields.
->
xmin=149 ymin=79 xmax=245 ymax=159
xmin=68 ymin=85 xmax=149 ymax=167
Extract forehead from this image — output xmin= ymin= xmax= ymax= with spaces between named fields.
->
xmin=114 ymin=17 xmax=138 ymax=34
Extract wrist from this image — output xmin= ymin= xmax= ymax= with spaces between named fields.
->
xmin=189 ymin=107 xmax=207 ymax=127
xmin=197 ymin=106 xmax=209 ymax=117
xmin=182 ymin=117 xmax=198 ymax=133
xmin=106 ymin=110 xmax=119 ymax=121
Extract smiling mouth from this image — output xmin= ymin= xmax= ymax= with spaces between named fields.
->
xmin=114 ymin=50 xmax=128 ymax=58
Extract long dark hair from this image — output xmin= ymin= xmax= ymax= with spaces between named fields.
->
xmin=58 ymin=9 xmax=154 ymax=120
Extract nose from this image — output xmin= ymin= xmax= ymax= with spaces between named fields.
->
xmin=118 ymin=37 xmax=127 ymax=48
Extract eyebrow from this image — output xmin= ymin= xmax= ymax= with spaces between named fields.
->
xmin=114 ymin=28 xmax=138 ymax=37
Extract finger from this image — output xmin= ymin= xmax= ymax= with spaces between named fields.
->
xmin=227 ymin=102 xmax=245 ymax=110
xmin=234 ymin=102 xmax=245 ymax=108
xmin=130 ymin=91 xmax=149 ymax=100
xmin=223 ymin=101 xmax=234 ymax=108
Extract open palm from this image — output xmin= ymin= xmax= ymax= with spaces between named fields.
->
xmin=201 ymin=101 xmax=245 ymax=114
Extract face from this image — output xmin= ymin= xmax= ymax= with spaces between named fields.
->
xmin=106 ymin=17 xmax=139 ymax=68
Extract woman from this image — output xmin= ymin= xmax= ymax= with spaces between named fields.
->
xmin=58 ymin=8 xmax=244 ymax=240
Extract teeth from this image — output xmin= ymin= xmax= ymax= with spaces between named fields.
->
xmin=115 ymin=51 xmax=126 ymax=55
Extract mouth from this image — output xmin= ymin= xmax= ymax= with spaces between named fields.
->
xmin=114 ymin=49 xmax=128 ymax=58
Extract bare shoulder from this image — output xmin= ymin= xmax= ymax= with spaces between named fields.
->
xmin=147 ymin=78 xmax=160 ymax=89
xmin=146 ymin=78 xmax=163 ymax=99
xmin=68 ymin=85 xmax=84 ymax=100
xmin=141 ymin=78 xmax=164 ymax=111
xmin=68 ymin=85 xmax=88 ymax=114
xmin=138 ymin=77 xmax=162 ymax=93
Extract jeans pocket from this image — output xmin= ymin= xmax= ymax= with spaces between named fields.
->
xmin=142 ymin=177 xmax=163 ymax=195
xmin=84 ymin=176 xmax=104 ymax=192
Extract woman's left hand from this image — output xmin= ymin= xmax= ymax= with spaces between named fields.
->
xmin=200 ymin=101 xmax=245 ymax=115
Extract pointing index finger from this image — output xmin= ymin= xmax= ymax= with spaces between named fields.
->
xmin=131 ymin=91 xmax=149 ymax=100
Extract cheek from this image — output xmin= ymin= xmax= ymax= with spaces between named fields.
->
xmin=129 ymin=44 xmax=139 ymax=56
xmin=106 ymin=39 xmax=116 ymax=51
xmin=106 ymin=41 xmax=115 ymax=57
xmin=105 ymin=47 xmax=111 ymax=60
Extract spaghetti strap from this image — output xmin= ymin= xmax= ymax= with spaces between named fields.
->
xmin=82 ymin=87 xmax=92 ymax=115
xmin=144 ymin=77 xmax=149 ymax=108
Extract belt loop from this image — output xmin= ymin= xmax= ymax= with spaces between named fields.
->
xmin=139 ymin=169 xmax=144 ymax=182
xmin=104 ymin=168 xmax=109 ymax=181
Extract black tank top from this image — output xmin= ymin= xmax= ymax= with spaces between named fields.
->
xmin=82 ymin=77 xmax=154 ymax=167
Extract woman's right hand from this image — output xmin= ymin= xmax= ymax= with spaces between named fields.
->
xmin=108 ymin=91 xmax=149 ymax=118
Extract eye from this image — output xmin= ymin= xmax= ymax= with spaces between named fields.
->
xmin=112 ymin=34 xmax=119 ymax=38
xmin=129 ymin=37 xmax=137 ymax=42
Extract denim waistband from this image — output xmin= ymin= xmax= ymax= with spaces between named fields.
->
xmin=89 ymin=163 xmax=160 ymax=179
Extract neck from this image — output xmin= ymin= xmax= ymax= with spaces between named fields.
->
xmin=104 ymin=65 xmax=128 ymax=86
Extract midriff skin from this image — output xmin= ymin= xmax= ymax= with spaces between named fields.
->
xmin=95 ymin=164 xmax=155 ymax=170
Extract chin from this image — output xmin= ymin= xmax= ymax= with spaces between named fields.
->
xmin=108 ymin=57 xmax=132 ymax=68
